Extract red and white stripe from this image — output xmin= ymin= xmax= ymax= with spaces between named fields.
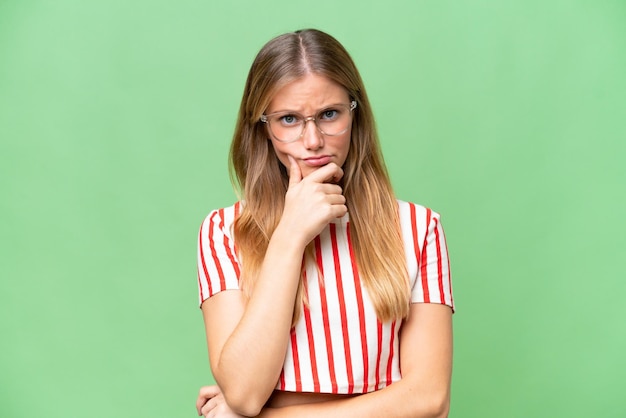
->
xmin=400 ymin=201 xmax=454 ymax=308
xmin=197 ymin=200 xmax=453 ymax=394
xmin=197 ymin=202 xmax=241 ymax=301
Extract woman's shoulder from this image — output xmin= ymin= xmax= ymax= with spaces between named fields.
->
xmin=396 ymin=199 xmax=441 ymax=219
xmin=200 ymin=201 xmax=243 ymax=229
xmin=395 ymin=199 xmax=445 ymax=234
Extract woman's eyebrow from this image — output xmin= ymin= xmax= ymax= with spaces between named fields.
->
xmin=266 ymin=103 xmax=343 ymax=115
xmin=266 ymin=108 xmax=302 ymax=114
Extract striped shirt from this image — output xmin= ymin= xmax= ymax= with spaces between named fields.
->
xmin=197 ymin=200 xmax=454 ymax=394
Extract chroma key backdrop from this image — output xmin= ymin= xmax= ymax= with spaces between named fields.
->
xmin=1 ymin=1 xmax=625 ymax=417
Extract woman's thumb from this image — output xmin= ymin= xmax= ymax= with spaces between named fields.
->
xmin=287 ymin=155 xmax=302 ymax=186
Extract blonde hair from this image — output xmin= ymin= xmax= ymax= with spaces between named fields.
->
xmin=230 ymin=29 xmax=410 ymax=324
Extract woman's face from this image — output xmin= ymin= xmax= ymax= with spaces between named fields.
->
xmin=265 ymin=74 xmax=352 ymax=179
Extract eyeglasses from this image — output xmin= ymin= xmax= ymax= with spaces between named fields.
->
xmin=260 ymin=101 xmax=357 ymax=143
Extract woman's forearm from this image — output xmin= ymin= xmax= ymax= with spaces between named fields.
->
xmin=210 ymin=224 xmax=308 ymax=416
xmin=257 ymin=379 xmax=449 ymax=418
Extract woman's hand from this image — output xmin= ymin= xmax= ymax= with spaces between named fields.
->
xmin=196 ymin=385 xmax=247 ymax=418
xmin=279 ymin=155 xmax=347 ymax=247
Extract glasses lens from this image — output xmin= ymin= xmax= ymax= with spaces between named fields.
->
xmin=267 ymin=104 xmax=353 ymax=142
xmin=315 ymin=106 xmax=351 ymax=135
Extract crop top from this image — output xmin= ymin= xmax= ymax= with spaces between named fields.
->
xmin=197 ymin=200 xmax=454 ymax=394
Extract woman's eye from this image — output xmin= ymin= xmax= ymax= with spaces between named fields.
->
xmin=320 ymin=109 xmax=339 ymax=120
xmin=279 ymin=114 xmax=300 ymax=126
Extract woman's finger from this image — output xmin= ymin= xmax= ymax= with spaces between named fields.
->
xmin=305 ymin=162 xmax=344 ymax=184
xmin=317 ymin=183 xmax=344 ymax=196
xmin=196 ymin=385 xmax=221 ymax=415
xmin=201 ymin=396 xmax=218 ymax=416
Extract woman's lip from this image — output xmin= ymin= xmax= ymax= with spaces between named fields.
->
xmin=302 ymin=155 xmax=332 ymax=167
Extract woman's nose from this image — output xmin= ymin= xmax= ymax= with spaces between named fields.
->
xmin=302 ymin=119 xmax=324 ymax=150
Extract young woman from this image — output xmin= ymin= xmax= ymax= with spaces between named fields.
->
xmin=196 ymin=29 xmax=454 ymax=418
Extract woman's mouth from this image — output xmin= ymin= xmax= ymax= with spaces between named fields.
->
xmin=302 ymin=155 xmax=332 ymax=167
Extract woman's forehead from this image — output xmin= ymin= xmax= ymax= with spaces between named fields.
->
xmin=266 ymin=74 xmax=349 ymax=113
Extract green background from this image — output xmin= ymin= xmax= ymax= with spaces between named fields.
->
xmin=1 ymin=0 xmax=625 ymax=416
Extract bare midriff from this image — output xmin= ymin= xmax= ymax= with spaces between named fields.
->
xmin=266 ymin=390 xmax=359 ymax=408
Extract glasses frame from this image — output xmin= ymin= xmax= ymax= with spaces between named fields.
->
xmin=260 ymin=100 xmax=357 ymax=143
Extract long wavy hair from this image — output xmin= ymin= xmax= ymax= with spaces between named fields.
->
xmin=230 ymin=29 xmax=410 ymax=324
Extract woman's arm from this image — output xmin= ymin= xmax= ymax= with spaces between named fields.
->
xmin=203 ymin=160 xmax=347 ymax=417
xmin=257 ymin=303 xmax=453 ymax=418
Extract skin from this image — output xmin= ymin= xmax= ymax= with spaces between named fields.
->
xmin=197 ymin=74 xmax=453 ymax=418
xmin=266 ymin=73 xmax=352 ymax=180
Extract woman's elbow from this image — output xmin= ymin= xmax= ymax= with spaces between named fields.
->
xmin=213 ymin=367 xmax=273 ymax=416
xmin=407 ymin=385 xmax=450 ymax=418
xmin=427 ymin=390 xmax=450 ymax=418
xmin=221 ymin=384 xmax=268 ymax=417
